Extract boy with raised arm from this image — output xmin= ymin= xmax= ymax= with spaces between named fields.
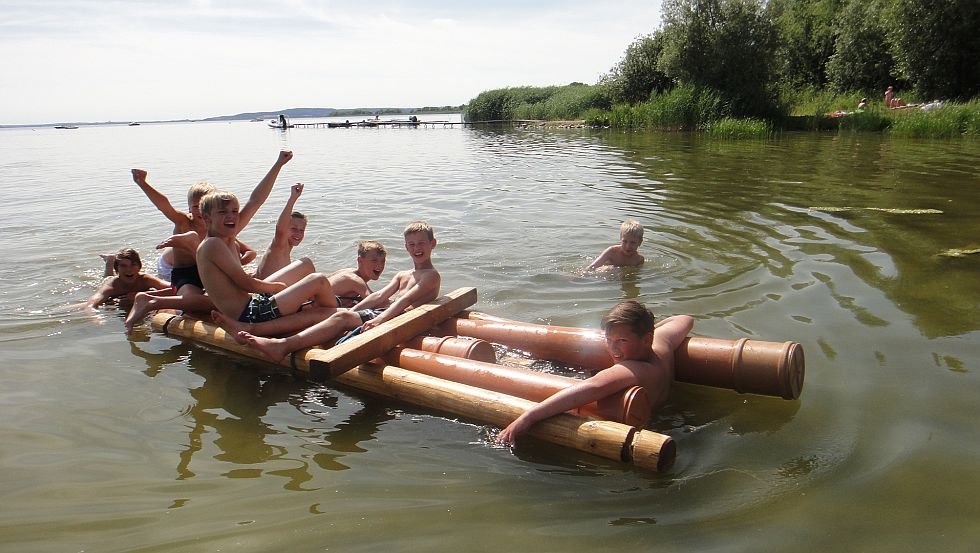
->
xmin=496 ymin=301 xmax=693 ymax=445
xmin=255 ymin=182 xmax=308 ymax=279
xmin=196 ymin=190 xmax=342 ymax=327
xmin=585 ymin=219 xmax=645 ymax=271
xmin=237 ymin=221 xmax=440 ymax=363
xmin=85 ymin=248 xmax=170 ymax=312
xmin=123 ymin=151 xmax=292 ymax=332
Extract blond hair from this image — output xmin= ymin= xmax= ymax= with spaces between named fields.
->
xmin=620 ymin=220 xmax=644 ymax=240
xmin=357 ymin=240 xmax=387 ymax=257
xmin=187 ymin=181 xmax=215 ymax=205
xmin=199 ymin=190 xmax=238 ymax=217
xmin=403 ymin=220 xmax=434 ymax=240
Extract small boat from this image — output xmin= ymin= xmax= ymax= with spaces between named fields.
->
xmin=128 ymin=122 xmax=140 ymax=126
xmin=148 ymin=287 xmax=804 ymax=472
xmin=268 ymin=123 xmax=294 ymax=129
xmin=54 ymin=124 xmax=78 ymax=129
xmin=327 ymin=121 xmax=352 ymax=128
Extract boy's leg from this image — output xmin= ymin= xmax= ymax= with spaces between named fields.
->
xmin=124 ymin=291 xmax=214 ymax=333
xmin=212 ymin=305 xmax=339 ymax=341
xmin=265 ymin=257 xmax=314 ymax=287
xmin=241 ymin=310 xmax=362 ymax=363
xmin=273 ymin=272 xmax=338 ymax=314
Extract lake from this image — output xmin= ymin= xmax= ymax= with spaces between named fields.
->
xmin=1 ymin=117 xmax=978 ymax=552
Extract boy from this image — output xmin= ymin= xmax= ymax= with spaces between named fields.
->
xmin=122 ymin=151 xmax=292 ymax=332
xmin=85 ymin=249 xmax=170 ymax=312
xmin=196 ymin=189 xmax=342 ymax=328
xmin=585 ymin=220 xmax=645 ymax=271
xmin=496 ymin=301 xmax=693 ymax=445
xmin=237 ymin=221 xmax=440 ymax=363
xmin=254 ymin=182 xmax=308 ymax=279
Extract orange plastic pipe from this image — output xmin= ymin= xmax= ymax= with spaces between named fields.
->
xmin=437 ymin=313 xmax=804 ymax=400
xmin=385 ymin=339 xmax=653 ymax=427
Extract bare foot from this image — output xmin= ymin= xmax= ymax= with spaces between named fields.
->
xmin=239 ymin=332 xmax=289 ymax=363
xmin=211 ymin=310 xmax=251 ymax=344
xmin=124 ymin=293 xmax=154 ymax=333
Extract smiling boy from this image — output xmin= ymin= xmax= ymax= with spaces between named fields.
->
xmin=196 ymin=189 xmax=341 ymax=326
xmin=585 ymin=219 xmax=645 ymax=271
xmin=496 ymin=301 xmax=693 ymax=445
xmin=85 ymin=249 xmax=170 ymax=312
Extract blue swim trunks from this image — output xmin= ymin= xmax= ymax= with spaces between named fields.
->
xmin=238 ymin=293 xmax=281 ymax=323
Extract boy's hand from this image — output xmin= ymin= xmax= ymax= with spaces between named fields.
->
xmin=290 ymin=182 xmax=304 ymax=198
xmin=131 ymin=169 xmax=148 ymax=184
xmin=277 ymin=150 xmax=293 ymax=165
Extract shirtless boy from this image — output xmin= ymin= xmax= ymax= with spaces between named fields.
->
xmin=585 ymin=219 xmax=645 ymax=271
xmin=254 ymin=182 xmax=308 ymax=279
xmin=236 ymin=221 xmax=440 ymax=363
xmin=497 ymin=301 xmax=693 ymax=445
xmin=123 ymin=151 xmax=292 ymax=332
xmin=85 ymin=249 xmax=170 ymax=313
xmin=329 ymin=240 xmax=388 ymax=307
xmin=196 ymin=189 xmax=341 ymax=329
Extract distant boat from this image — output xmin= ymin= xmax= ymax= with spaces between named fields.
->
xmin=128 ymin=122 xmax=140 ymax=126
xmin=269 ymin=123 xmax=294 ymax=129
xmin=54 ymin=125 xmax=78 ymax=129
xmin=251 ymin=117 xmax=265 ymax=122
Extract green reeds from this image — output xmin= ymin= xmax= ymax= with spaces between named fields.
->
xmin=706 ymin=117 xmax=773 ymax=138
xmin=887 ymin=101 xmax=980 ymax=137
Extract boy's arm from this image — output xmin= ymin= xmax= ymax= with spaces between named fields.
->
xmin=85 ymin=279 xmax=119 ymax=311
xmin=496 ymin=367 xmax=636 ymax=445
xmin=131 ymin=169 xmax=188 ymax=226
xmin=238 ymin=150 xmax=293 ymax=229
xmin=157 ymin=230 xmax=201 ymax=257
xmin=585 ymin=246 xmax=615 ymax=271
xmin=360 ymin=271 xmax=440 ymax=331
xmin=350 ymin=273 xmax=403 ymax=311
xmin=237 ymin=239 xmax=257 ymax=266
xmin=652 ymin=315 xmax=695 ymax=356
xmin=141 ymin=274 xmax=171 ymax=291
xmin=199 ymin=239 xmax=284 ymax=294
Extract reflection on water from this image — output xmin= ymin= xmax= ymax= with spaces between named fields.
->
xmin=0 ymin=122 xmax=978 ymax=551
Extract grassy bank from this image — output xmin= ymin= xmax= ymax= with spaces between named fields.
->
xmin=464 ymin=84 xmax=980 ymax=138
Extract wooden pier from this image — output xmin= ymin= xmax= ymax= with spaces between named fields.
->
xmin=275 ymin=119 xmax=559 ymax=130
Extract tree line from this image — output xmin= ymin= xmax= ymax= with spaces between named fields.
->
xmin=466 ymin=0 xmax=979 ymax=124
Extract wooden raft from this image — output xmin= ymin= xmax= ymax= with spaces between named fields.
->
xmin=148 ymin=286 xmax=676 ymax=472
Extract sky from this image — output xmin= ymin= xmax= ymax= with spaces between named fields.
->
xmin=0 ymin=0 xmax=664 ymax=125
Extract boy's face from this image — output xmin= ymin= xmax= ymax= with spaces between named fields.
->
xmin=114 ymin=258 xmax=141 ymax=285
xmin=287 ymin=217 xmax=307 ymax=247
xmin=357 ymin=251 xmax=387 ymax=281
xmin=620 ymin=234 xmax=642 ymax=255
xmin=604 ymin=323 xmax=653 ymax=363
xmin=204 ymin=199 xmax=240 ymax=237
xmin=188 ymin=198 xmax=204 ymax=220
xmin=404 ymin=231 xmax=435 ymax=263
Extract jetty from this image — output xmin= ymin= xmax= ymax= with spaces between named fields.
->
xmin=274 ymin=119 xmax=579 ymax=130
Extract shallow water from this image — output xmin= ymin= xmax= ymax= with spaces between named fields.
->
xmin=1 ymin=119 xmax=978 ymax=552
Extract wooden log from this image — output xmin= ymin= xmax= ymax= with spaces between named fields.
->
xmin=334 ymin=361 xmax=675 ymax=472
xmin=149 ymin=287 xmax=477 ymax=381
xmin=385 ymin=347 xmax=652 ymax=427
xmin=438 ymin=312 xmax=805 ymax=400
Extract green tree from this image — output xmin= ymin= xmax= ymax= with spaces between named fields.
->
xmin=769 ymin=0 xmax=843 ymax=87
xmin=658 ymin=0 xmax=778 ymax=116
xmin=601 ymin=32 xmax=673 ymax=104
xmin=825 ymin=0 xmax=897 ymax=93
xmin=883 ymin=0 xmax=980 ymax=100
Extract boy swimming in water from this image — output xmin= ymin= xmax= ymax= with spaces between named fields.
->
xmin=585 ymin=219 xmax=645 ymax=270
xmin=496 ymin=301 xmax=693 ymax=445
xmin=230 ymin=221 xmax=440 ymax=363
xmin=85 ymin=249 xmax=170 ymax=313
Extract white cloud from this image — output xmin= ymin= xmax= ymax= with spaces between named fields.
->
xmin=0 ymin=0 xmax=662 ymax=125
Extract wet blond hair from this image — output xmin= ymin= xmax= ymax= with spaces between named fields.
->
xmin=357 ymin=240 xmax=387 ymax=257
xmin=620 ymin=220 xmax=644 ymax=241
xmin=404 ymin=220 xmax=434 ymax=240
xmin=601 ymin=300 xmax=655 ymax=337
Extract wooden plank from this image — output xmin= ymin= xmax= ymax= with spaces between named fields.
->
xmin=307 ymin=287 xmax=477 ymax=380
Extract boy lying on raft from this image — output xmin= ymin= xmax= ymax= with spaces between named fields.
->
xmin=496 ymin=301 xmax=693 ymax=445
xmin=212 ymin=221 xmax=440 ymax=363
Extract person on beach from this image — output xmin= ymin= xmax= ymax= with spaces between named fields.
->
xmin=227 ymin=221 xmax=440 ymax=364
xmin=884 ymin=86 xmax=907 ymax=108
xmin=857 ymin=97 xmax=868 ymax=110
xmin=496 ymin=301 xmax=694 ymax=445
xmin=254 ymin=182 xmax=308 ymax=279
xmin=195 ymin=189 xmax=342 ymax=329
xmin=585 ymin=219 xmax=645 ymax=271
xmin=85 ymin=249 xmax=170 ymax=312
xmin=123 ymin=151 xmax=292 ymax=332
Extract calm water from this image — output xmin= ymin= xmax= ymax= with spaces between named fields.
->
xmin=1 ymin=118 xmax=978 ymax=552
